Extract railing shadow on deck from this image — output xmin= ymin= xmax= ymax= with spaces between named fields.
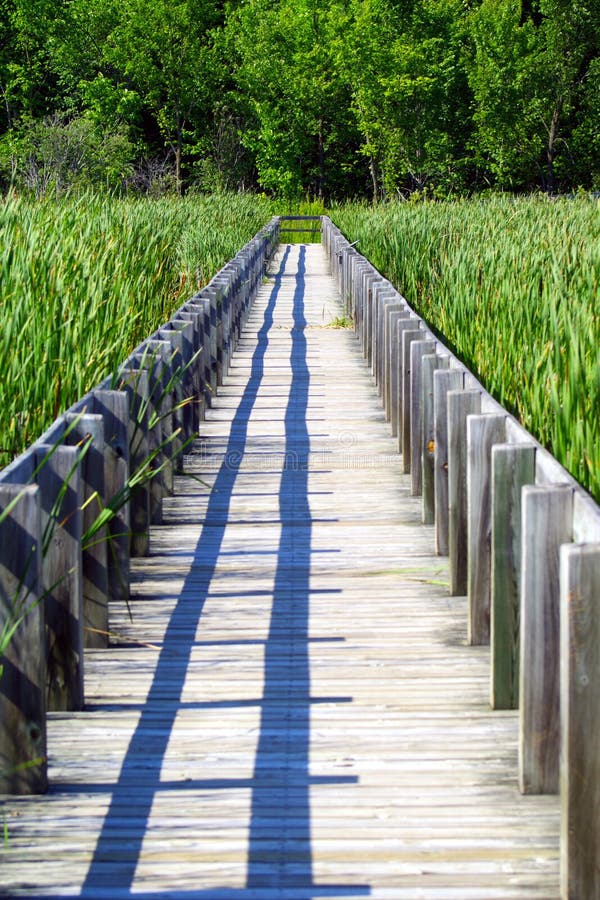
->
xmin=71 ymin=245 xmax=370 ymax=899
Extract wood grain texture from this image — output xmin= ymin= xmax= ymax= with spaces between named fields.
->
xmin=409 ymin=339 xmax=435 ymax=497
xmin=448 ymin=390 xmax=481 ymax=596
xmin=65 ymin=413 xmax=109 ymax=650
xmin=433 ymin=369 xmax=464 ymax=557
xmin=35 ymin=444 xmax=84 ymax=712
xmin=466 ymin=414 xmax=506 ymax=646
xmin=401 ymin=329 xmax=424 ymax=473
xmin=490 ymin=444 xmax=535 ymax=710
xmin=519 ymin=485 xmax=572 ymax=795
xmin=0 ymin=484 xmax=47 ymax=793
xmin=422 ymin=355 xmax=449 ymax=526
xmin=0 ymin=245 xmax=560 ymax=897
xmin=560 ymin=543 xmax=600 ymax=900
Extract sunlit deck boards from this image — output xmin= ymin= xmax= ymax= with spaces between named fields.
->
xmin=1 ymin=243 xmax=560 ymax=899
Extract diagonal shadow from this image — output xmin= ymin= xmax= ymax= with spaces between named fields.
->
xmin=76 ymin=245 xmax=369 ymax=898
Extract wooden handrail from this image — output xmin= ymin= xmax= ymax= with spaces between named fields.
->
xmin=321 ymin=215 xmax=600 ymax=900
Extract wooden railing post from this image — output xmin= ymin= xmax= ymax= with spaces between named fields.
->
xmin=433 ymin=369 xmax=464 ymax=555
xmin=137 ymin=341 xmax=175 ymax=497
xmin=64 ymin=413 xmax=108 ymax=650
xmin=409 ymin=338 xmax=436 ymax=495
xmin=448 ymin=389 xmax=481 ymax=595
xmin=92 ymin=390 xmax=130 ymax=608
xmin=375 ymin=289 xmax=399 ymax=393
xmin=387 ymin=310 xmax=410 ymax=437
xmin=118 ymin=368 xmax=150 ymax=558
xmin=132 ymin=350 xmax=166 ymax=524
xmin=519 ymin=484 xmax=573 ymax=794
xmin=466 ymin=413 xmax=506 ymax=644
xmin=0 ymin=484 xmax=47 ymax=794
xmin=422 ymin=354 xmax=449 ymax=524
xmin=35 ymin=445 xmax=84 ymax=711
xmin=383 ymin=304 xmax=406 ymax=424
xmin=176 ymin=305 xmax=207 ymax=425
xmin=490 ymin=443 xmax=536 ymax=709
xmin=560 ymin=542 xmax=600 ymax=900
xmin=159 ymin=320 xmax=196 ymax=445
xmin=401 ymin=328 xmax=424 ymax=472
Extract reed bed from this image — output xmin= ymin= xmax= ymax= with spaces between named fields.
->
xmin=332 ymin=196 xmax=600 ymax=502
xmin=0 ymin=192 xmax=273 ymax=468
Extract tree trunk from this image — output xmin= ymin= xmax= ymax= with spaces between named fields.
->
xmin=546 ymin=102 xmax=562 ymax=195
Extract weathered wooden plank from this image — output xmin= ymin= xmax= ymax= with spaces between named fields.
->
xmin=448 ymin=389 xmax=481 ymax=596
xmin=92 ymin=390 xmax=131 ymax=608
xmin=519 ymin=484 xmax=573 ymax=795
xmin=401 ymin=328 xmax=424 ymax=472
xmin=0 ymin=484 xmax=47 ymax=793
xmin=433 ymin=369 xmax=464 ymax=556
xmin=410 ymin=339 xmax=436 ymax=495
xmin=64 ymin=413 xmax=109 ymax=650
xmin=383 ymin=304 xmax=406 ymax=425
xmin=466 ymin=414 xmax=506 ymax=645
xmin=490 ymin=444 xmax=536 ymax=710
xmin=117 ymin=368 xmax=150 ymax=558
xmin=560 ymin=543 xmax=600 ymax=900
xmin=422 ymin=354 xmax=449 ymax=524
xmin=35 ymin=444 xmax=84 ymax=711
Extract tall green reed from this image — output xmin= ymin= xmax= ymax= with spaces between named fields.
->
xmin=0 ymin=192 xmax=273 ymax=468
xmin=332 ymin=195 xmax=600 ymax=502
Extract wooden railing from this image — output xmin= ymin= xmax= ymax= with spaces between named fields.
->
xmin=0 ymin=217 xmax=280 ymax=794
xmin=322 ymin=217 xmax=600 ymax=900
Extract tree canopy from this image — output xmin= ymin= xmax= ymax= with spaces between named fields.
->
xmin=0 ymin=0 xmax=598 ymax=198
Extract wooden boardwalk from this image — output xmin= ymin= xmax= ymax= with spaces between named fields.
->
xmin=1 ymin=244 xmax=560 ymax=899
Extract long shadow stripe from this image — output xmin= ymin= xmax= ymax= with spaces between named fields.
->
xmin=80 ymin=247 xmax=291 ymax=895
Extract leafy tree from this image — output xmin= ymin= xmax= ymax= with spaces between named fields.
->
xmin=341 ymin=0 xmax=472 ymax=198
xmin=226 ymin=0 xmax=363 ymax=200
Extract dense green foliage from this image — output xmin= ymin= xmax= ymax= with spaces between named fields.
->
xmin=332 ymin=195 xmax=600 ymax=501
xmin=0 ymin=192 xmax=273 ymax=467
xmin=1 ymin=0 xmax=599 ymax=198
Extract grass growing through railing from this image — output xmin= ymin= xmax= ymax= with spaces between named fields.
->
xmin=332 ymin=195 xmax=600 ymax=503
xmin=0 ymin=192 xmax=274 ymax=469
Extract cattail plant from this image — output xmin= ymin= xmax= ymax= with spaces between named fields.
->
xmin=332 ymin=195 xmax=600 ymax=502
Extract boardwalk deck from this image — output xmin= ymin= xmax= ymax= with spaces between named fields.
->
xmin=1 ymin=244 xmax=560 ymax=899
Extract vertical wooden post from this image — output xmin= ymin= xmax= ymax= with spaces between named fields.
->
xmin=193 ymin=296 xmax=214 ymax=407
xmin=159 ymin=321 xmax=195 ymax=445
xmin=401 ymin=329 xmax=424 ymax=472
xmin=64 ymin=413 xmax=108 ymax=650
xmin=133 ymin=350 xmax=167 ymax=524
xmin=433 ymin=370 xmax=464 ymax=555
xmin=383 ymin=304 xmax=405 ymax=424
xmin=35 ymin=445 xmax=84 ymax=711
xmin=395 ymin=320 xmax=419 ymax=445
xmin=560 ymin=543 xmax=600 ymax=900
xmin=177 ymin=307 xmax=206 ymax=425
xmin=118 ymin=368 xmax=150 ymax=558
xmin=376 ymin=292 xmax=398 ymax=394
xmin=466 ymin=413 xmax=506 ymax=645
xmin=422 ymin=354 xmax=449 ymax=525
xmin=490 ymin=443 xmax=535 ymax=710
xmin=0 ymin=484 xmax=47 ymax=794
xmin=409 ymin=339 xmax=435 ymax=494
xmin=92 ymin=389 xmax=131 ymax=608
xmin=144 ymin=339 xmax=180 ymax=492
xmin=389 ymin=310 xmax=411 ymax=438
xmin=448 ymin=389 xmax=481 ymax=596
xmin=519 ymin=484 xmax=573 ymax=794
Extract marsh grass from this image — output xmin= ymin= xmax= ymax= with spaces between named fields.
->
xmin=0 ymin=192 xmax=274 ymax=469
xmin=332 ymin=195 xmax=600 ymax=502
